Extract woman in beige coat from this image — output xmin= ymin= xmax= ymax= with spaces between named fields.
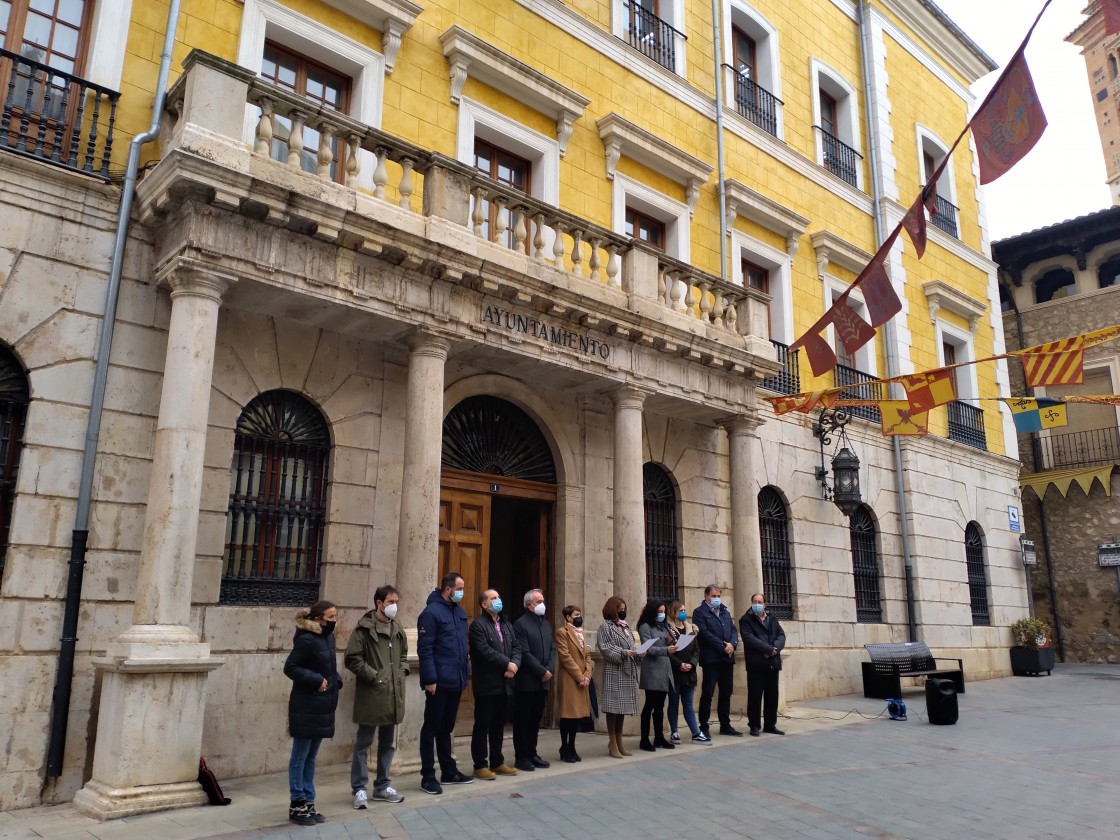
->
xmin=554 ymin=604 xmax=593 ymax=763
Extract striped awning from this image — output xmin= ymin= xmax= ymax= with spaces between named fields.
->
xmin=1019 ymin=464 xmax=1117 ymax=499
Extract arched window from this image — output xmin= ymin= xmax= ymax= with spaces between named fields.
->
xmin=0 ymin=345 xmax=29 ymax=590
xmin=850 ymin=505 xmax=882 ymax=623
xmin=643 ymin=462 xmax=679 ymax=601
xmin=442 ymin=396 xmax=556 ymax=482
xmin=757 ymin=487 xmax=793 ymax=619
xmin=220 ymin=390 xmax=331 ymax=606
xmin=965 ymin=522 xmax=990 ymax=626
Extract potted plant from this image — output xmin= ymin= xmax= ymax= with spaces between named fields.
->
xmin=1009 ymin=617 xmax=1055 ymax=676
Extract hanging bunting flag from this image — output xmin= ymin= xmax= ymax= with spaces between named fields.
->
xmin=1104 ymin=0 xmax=1120 ymax=36
xmin=832 ymin=297 xmax=877 ymax=354
xmin=880 ymin=401 xmax=929 ymax=436
xmin=902 ymin=194 xmax=929 ymax=258
xmin=1018 ymin=335 xmax=1085 ymax=387
xmin=971 ymin=47 xmax=1047 ymax=185
xmin=1008 ymin=397 xmax=1068 ymax=433
xmin=899 ymin=368 xmax=957 ymax=413
xmin=791 ymin=329 xmax=838 ymax=378
xmin=1062 ymin=394 xmax=1120 ymax=406
xmin=855 ymin=228 xmax=903 ymax=327
xmin=767 ymin=390 xmax=839 ymax=415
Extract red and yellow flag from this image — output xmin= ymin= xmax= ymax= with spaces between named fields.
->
xmin=767 ymin=390 xmax=839 ymax=416
xmin=1019 ymin=336 xmax=1085 ymax=388
xmin=880 ymin=401 xmax=929 ymax=436
xmin=899 ymin=368 xmax=957 ymax=413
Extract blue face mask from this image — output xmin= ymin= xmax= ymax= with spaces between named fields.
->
xmin=656 ymin=613 xmax=665 ymax=622
xmin=677 ymin=610 xmax=688 ymax=621
xmin=451 ymin=589 xmax=464 ymax=603
xmin=710 ymin=597 xmax=721 ymax=608
xmin=751 ymin=603 xmax=765 ymax=614
xmin=491 ymin=598 xmax=503 ymax=613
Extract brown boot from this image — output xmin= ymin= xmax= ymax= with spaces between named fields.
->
xmin=608 ymin=730 xmax=623 ymax=759
xmin=616 ymin=722 xmax=632 ymax=756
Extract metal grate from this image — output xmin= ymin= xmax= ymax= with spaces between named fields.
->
xmin=220 ymin=391 xmax=330 ymax=606
xmin=442 ymin=396 xmax=556 ymax=483
xmin=1032 ymin=426 xmax=1120 ymax=470
xmin=623 ymin=0 xmax=683 ymax=72
xmin=757 ymin=487 xmax=793 ymax=619
xmin=759 ymin=341 xmax=801 ymax=395
xmin=0 ymin=345 xmax=29 ymax=591
xmin=965 ymin=522 xmax=990 ymax=626
xmin=834 ymin=363 xmax=882 ymax=423
xmin=930 ymin=192 xmax=960 ymax=239
xmin=816 ymin=125 xmax=861 ymax=187
xmin=726 ymin=64 xmax=782 ymax=137
xmin=850 ymin=506 xmax=882 ymax=623
xmin=947 ymin=400 xmax=986 ymax=450
xmin=643 ymin=462 xmax=679 ymax=602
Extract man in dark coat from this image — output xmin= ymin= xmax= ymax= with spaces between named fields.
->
xmin=512 ymin=588 xmax=555 ymax=771
xmin=739 ymin=592 xmax=787 ymax=737
xmin=692 ymin=584 xmax=743 ymax=737
xmin=345 ymin=584 xmax=409 ymax=808
xmin=468 ymin=588 xmax=522 ymax=779
xmin=416 ymin=571 xmax=473 ymax=795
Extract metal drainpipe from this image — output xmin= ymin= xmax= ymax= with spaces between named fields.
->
xmin=857 ymin=0 xmax=917 ymax=642
xmin=46 ymin=0 xmax=183 ymax=778
xmin=711 ymin=0 xmax=728 ymax=283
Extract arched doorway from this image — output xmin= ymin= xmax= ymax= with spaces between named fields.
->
xmin=440 ymin=395 xmax=557 ymax=732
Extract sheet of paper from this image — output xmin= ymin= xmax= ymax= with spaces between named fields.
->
xmin=634 ymin=637 xmax=658 ymax=654
xmin=673 ymin=633 xmax=696 ymax=652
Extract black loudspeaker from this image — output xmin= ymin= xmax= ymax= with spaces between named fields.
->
xmin=925 ymin=677 xmax=959 ymax=725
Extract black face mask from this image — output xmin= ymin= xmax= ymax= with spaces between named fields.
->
xmin=322 ymin=620 xmax=336 ymax=635
xmin=617 ymin=610 xmax=627 ymax=620
xmin=572 ymin=617 xmax=584 ymax=628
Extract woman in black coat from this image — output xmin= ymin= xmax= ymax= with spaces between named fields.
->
xmin=283 ymin=600 xmax=342 ymax=826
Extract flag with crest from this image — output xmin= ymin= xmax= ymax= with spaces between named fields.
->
xmin=880 ymin=401 xmax=929 ymax=436
xmin=899 ymin=368 xmax=957 ymax=413
xmin=971 ymin=48 xmax=1047 ymax=185
xmin=1008 ymin=397 xmax=1067 ymax=433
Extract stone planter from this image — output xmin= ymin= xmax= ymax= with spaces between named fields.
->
xmin=1010 ymin=646 xmax=1055 ymax=676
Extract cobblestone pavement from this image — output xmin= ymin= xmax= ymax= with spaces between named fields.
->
xmin=3 ymin=664 xmax=1118 ymax=840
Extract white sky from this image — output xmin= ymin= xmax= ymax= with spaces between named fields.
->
xmin=931 ymin=0 xmax=1112 ymax=241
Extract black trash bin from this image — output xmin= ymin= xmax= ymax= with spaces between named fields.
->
xmin=926 ymin=677 xmax=958 ymax=725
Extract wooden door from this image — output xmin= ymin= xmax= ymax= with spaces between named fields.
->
xmin=438 ymin=488 xmax=490 ymax=734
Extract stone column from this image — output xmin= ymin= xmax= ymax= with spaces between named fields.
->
xmin=395 ymin=331 xmax=451 ymax=626
xmin=612 ymin=387 xmax=647 ymax=608
xmin=73 ymin=261 xmax=231 ymax=820
xmin=724 ymin=413 xmax=765 ymax=610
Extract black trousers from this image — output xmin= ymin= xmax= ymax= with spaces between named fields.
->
xmin=512 ymin=690 xmax=547 ymax=762
xmin=746 ymin=666 xmax=780 ymax=730
xmin=471 ymin=691 xmax=508 ymax=770
xmin=419 ymin=687 xmax=461 ymax=780
xmin=698 ymin=660 xmax=734 ymax=730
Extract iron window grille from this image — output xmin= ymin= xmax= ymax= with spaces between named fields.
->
xmin=0 ymin=345 xmax=29 ymax=591
xmin=834 ymin=363 xmax=882 ymax=423
xmin=965 ymin=522 xmax=990 ymax=626
xmin=757 ymin=487 xmax=793 ymax=619
xmin=924 ymin=188 xmax=960 ymax=239
xmin=815 ymin=125 xmax=861 ymax=187
xmin=623 ymin=0 xmax=684 ymax=73
xmin=220 ymin=391 xmax=330 ymax=606
xmin=947 ymin=400 xmax=987 ymax=450
xmin=759 ymin=341 xmax=801 ymax=395
xmin=643 ymin=462 xmax=679 ymax=602
xmin=442 ymin=396 xmax=556 ymax=483
xmin=725 ymin=64 xmax=781 ymax=137
xmin=850 ymin=506 xmax=882 ymax=623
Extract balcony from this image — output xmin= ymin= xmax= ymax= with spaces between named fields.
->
xmin=834 ymin=363 xmax=882 ymax=423
xmin=947 ymin=400 xmax=986 ymax=450
xmin=759 ymin=341 xmax=800 ymax=395
xmin=725 ymin=65 xmax=781 ymax=138
xmin=0 ymin=47 xmax=119 ymax=179
xmin=923 ymin=188 xmax=959 ymax=239
xmin=623 ymin=0 xmax=684 ymax=73
xmin=1032 ymin=427 xmax=1120 ymax=471
xmin=816 ymin=126 xmax=860 ymax=188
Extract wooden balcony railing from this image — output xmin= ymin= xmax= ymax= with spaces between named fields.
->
xmin=623 ymin=0 xmax=684 ymax=72
xmin=725 ymin=64 xmax=781 ymax=137
xmin=0 ymin=46 xmax=119 ymax=179
xmin=947 ymin=400 xmax=986 ymax=450
xmin=1032 ymin=426 xmax=1120 ymax=471
xmin=816 ymin=125 xmax=860 ymax=187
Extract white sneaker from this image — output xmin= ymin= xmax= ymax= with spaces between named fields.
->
xmin=370 ymin=786 xmax=405 ymax=803
xmin=352 ymin=789 xmax=368 ymax=810
xmin=670 ymin=731 xmax=681 ymax=743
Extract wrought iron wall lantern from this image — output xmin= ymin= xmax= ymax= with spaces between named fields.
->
xmin=812 ymin=407 xmax=862 ymax=516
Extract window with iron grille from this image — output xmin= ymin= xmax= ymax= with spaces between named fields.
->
xmin=0 ymin=343 xmax=28 ymax=591
xmin=220 ymin=390 xmax=331 ymax=606
xmin=757 ymin=487 xmax=793 ymax=619
xmin=644 ymin=462 xmax=679 ymax=601
xmin=965 ymin=522 xmax=990 ymax=626
xmin=849 ymin=505 xmax=882 ymax=623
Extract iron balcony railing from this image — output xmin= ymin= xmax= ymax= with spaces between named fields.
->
xmin=623 ymin=0 xmax=684 ymax=73
xmin=834 ymin=363 xmax=882 ymax=423
xmin=759 ymin=340 xmax=801 ymax=395
xmin=724 ymin=64 xmax=781 ymax=137
xmin=0 ymin=47 xmax=119 ymax=179
xmin=1032 ymin=426 xmax=1120 ymax=471
xmin=947 ymin=400 xmax=987 ymax=450
xmin=922 ymin=186 xmax=960 ymax=239
xmin=815 ymin=125 xmax=861 ymax=187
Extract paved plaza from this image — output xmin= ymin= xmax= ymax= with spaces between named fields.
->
xmin=3 ymin=664 xmax=1118 ymax=840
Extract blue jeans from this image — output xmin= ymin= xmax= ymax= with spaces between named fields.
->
xmin=289 ymin=736 xmax=322 ymax=803
xmin=668 ymin=683 xmax=700 ymax=737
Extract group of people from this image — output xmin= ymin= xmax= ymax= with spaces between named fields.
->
xmin=281 ymin=577 xmax=786 ymax=827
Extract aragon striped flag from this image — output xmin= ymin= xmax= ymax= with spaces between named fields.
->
xmin=1019 ymin=335 xmax=1085 ymax=388
xmin=880 ymin=401 xmax=930 ymax=436
xmin=899 ymin=368 xmax=956 ymax=413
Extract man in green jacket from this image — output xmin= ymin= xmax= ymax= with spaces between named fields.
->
xmin=345 ymin=584 xmax=409 ymax=809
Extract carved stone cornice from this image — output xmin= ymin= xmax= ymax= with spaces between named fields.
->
xmin=320 ymin=0 xmax=423 ymax=74
xmin=809 ymin=230 xmax=872 ymax=279
xmin=922 ymin=279 xmax=987 ymax=335
xmin=725 ymin=180 xmax=810 ymax=256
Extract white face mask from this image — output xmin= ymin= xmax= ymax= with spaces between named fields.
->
xmin=533 ymin=602 xmax=547 ymax=616
xmin=383 ymin=603 xmax=398 ymax=620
